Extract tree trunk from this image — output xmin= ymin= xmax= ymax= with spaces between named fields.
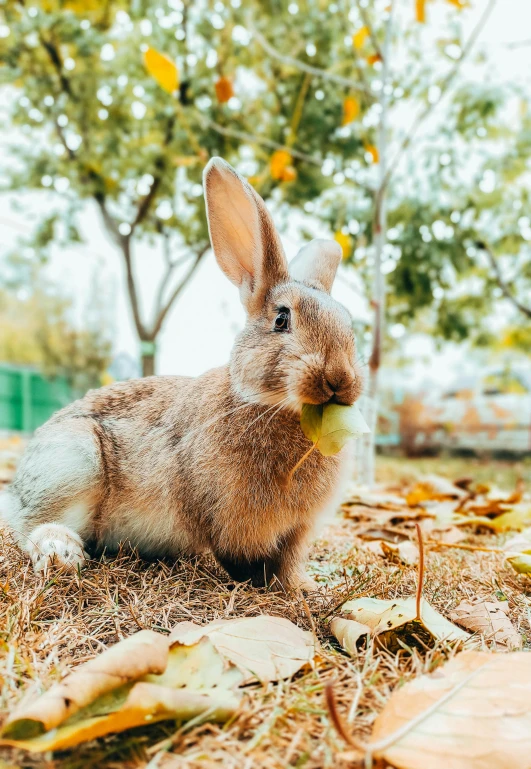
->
xmin=140 ymin=341 xmax=156 ymax=377
xmin=357 ymin=5 xmax=393 ymax=488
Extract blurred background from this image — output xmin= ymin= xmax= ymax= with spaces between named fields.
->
xmin=0 ymin=0 xmax=530 ymax=484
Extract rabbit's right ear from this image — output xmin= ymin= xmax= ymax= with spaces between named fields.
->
xmin=204 ymin=157 xmax=288 ymax=314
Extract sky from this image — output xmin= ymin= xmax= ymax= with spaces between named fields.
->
xmin=1 ymin=0 xmax=530 ymax=385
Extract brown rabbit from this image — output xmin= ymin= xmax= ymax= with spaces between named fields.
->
xmin=1 ymin=158 xmax=362 ymax=588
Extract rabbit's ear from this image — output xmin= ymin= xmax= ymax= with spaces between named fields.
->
xmin=289 ymin=239 xmax=342 ymax=293
xmin=204 ymin=157 xmax=288 ymax=313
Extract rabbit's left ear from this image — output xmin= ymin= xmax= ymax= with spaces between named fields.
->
xmin=204 ymin=157 xmax=288 ymax=314
xmin=289 ymin=239 xmax=342 ymax=293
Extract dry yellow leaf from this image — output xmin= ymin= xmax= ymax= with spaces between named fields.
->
xmin=352 ymin=26 xmax=369 ymax=50
xmin=143 ymin=47 xmax=179 ymax=94
xmin=1 ymin=616 xmax=314 ymax=752
xmin=4 ymin=630 xmax=168 ymax=735
xmin=169 ymin=615 xmax=315 ymax=684
xmin=449 ymin=598 xmax=521 ymax=650
xmin=339 ymin=596 xmax=469 ymax=652
xmin=406 ymin=475 xmax=466 ymax=507
xmin=0 ymin=633 xmax=241 ymax=752
xmin=370 ymin=651 xmax=531 ymax=769
xmin=330 ymin=618 xmax=370 ymax=656
xmin=342 ymin=96 xmax=360 ymax=126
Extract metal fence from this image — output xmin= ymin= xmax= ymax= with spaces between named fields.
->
xmin=0 ymin=364 xmax=73 ymax=433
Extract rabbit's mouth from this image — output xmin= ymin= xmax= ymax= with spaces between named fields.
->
xmin=286 ymin=353 xmax=362 ymax=411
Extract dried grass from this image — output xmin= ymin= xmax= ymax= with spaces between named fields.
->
xmin=0 ymin=451 xmax=530 ymax=769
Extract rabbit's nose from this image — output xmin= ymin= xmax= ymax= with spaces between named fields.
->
xmin=323 ymin=368 xmax=359 ymax=406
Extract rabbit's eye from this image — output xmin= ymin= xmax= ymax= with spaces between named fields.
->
xmin=274 ymin=308 xmax=290 ymax=332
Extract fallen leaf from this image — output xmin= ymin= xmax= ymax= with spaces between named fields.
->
xmin=340 ymin=596 xmax=469 ymax=651
xmin=449 ymin=598 xmax=521 ymax=650
xmin=484 ymin=504 xmax=531 ymax=532
xmin=343 ymin=490 xmax=407 ymax=511
xmin=359 ymin=537 xmax=419 ymax=566
xmin=369 ymin=651 xmax=531 ymax=769
xmin=3 ymin=630 xmax=168 ymax=735
xmin=406 ymin=475 xmax=466 ymax=507
xmin=1 ymin=616 xmax=314 ymax=751
xmin=503 ymin=529 xmax=531 ymax=574
xmin=380 ymin=540 xmax=419 ymax=566
xmin=505 ymin=554 xmax=531 ymax=574
xmin=143 ymin=48 xmax=179 ymax=94
xmin=357 ymin=527 xmax=409 ymax=543
xmin=169 ymin=615 xmax=315 ymax=683
xmin=330 ymin=618 xmax=370 ymax=656
xmin=300 ymin=403 xmax=370 ymax=456
xmin=0 ymin=635 xmax=241 ymax=752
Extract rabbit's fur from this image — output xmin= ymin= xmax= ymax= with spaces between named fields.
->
xmin=1 ymin=158 xmax=362 ymax=588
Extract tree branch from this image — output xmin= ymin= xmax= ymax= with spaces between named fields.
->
xmin=93 ymin=193 xmax=123 ymax=247
xmin=150 ymin=244 xmax=209 ymax=339
xmin=354 ymin=0 xmax=383 ymax=62
xmin=122 ymin=236 xmax=148 ymax=339
xmin=383 ymin=0 xmax=497 ymax=189
xmin=129 ymin=117 xmax=175 ymax=235
xmin=199 ymin=115 xmax=374 ymax=194
xmin=39 ymin=34 xmax=75 ymax=100
xmin=479 ymin=241 xmax=531 ymax=319
xmin=250 ymin=23 xmax=373 ymax=96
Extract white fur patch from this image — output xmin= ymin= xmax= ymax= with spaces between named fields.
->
xmin=27 ymin=523 xmax=86 ymax=573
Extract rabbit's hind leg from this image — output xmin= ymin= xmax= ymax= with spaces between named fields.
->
xmin=1 ymin=420 xmax=102 ymax=573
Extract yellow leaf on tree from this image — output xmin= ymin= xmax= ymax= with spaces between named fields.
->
xmin=143 ymin=48 xmax=179 ymax=94
xmin=281 ymin=165 xmax=297 ymax=182
xmin=415 ymin=0 xmax=426 ymax=22
xmin=446 ymin=0 xmax=468 ymax=7
xmin=342 ymin=96 xmax=360 ymax=126
xmin=334 ymin=231 xmax=353 ymax=260
xmin=352 ymin=26 xmax=369 ymax=50
xmin=364 ymin=144 xmax=379 ymax=163
xmin=215 ymin=76 xmax=234 ymax=103
xmin=269 ymin=150 xmax=292 ymax=180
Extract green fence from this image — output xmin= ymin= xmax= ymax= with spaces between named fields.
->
xmin=0 ymin=364 xmax=73 ymax=433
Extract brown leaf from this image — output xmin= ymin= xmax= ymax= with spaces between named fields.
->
xmin=169 ymin=615 xmax=315 ymax=683
xmin=370 ymin=651 xmax=531 ymax=769
xmin=330 ymin=618 xmax=370 ymax=656
xmin=406 ymin=475 xmax=466 ymax=507
xmin=449 ymin=599 xmax=521 ymax=650
xmin=339 ymin=596 xmax=469 ymax=653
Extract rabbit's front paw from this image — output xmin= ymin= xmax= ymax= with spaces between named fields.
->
xmin=27 ymin=523 xmax=87 ymax=573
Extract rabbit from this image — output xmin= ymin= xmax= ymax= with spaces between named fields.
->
xmin=0 ymin=157 xmax=362 ymax=589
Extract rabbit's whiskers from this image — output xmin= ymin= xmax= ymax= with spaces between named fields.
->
xmin=237 ymin=395 xmax=292 ymax=439
xmin=180 ymin=386 xmax=288 ymax=443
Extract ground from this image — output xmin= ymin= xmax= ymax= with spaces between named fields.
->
xmin=0 ymin=451 xmax=530 ymax=769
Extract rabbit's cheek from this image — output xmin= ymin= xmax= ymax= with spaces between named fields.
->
xmin=286 ymin=352 xmax=330 ymax=406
